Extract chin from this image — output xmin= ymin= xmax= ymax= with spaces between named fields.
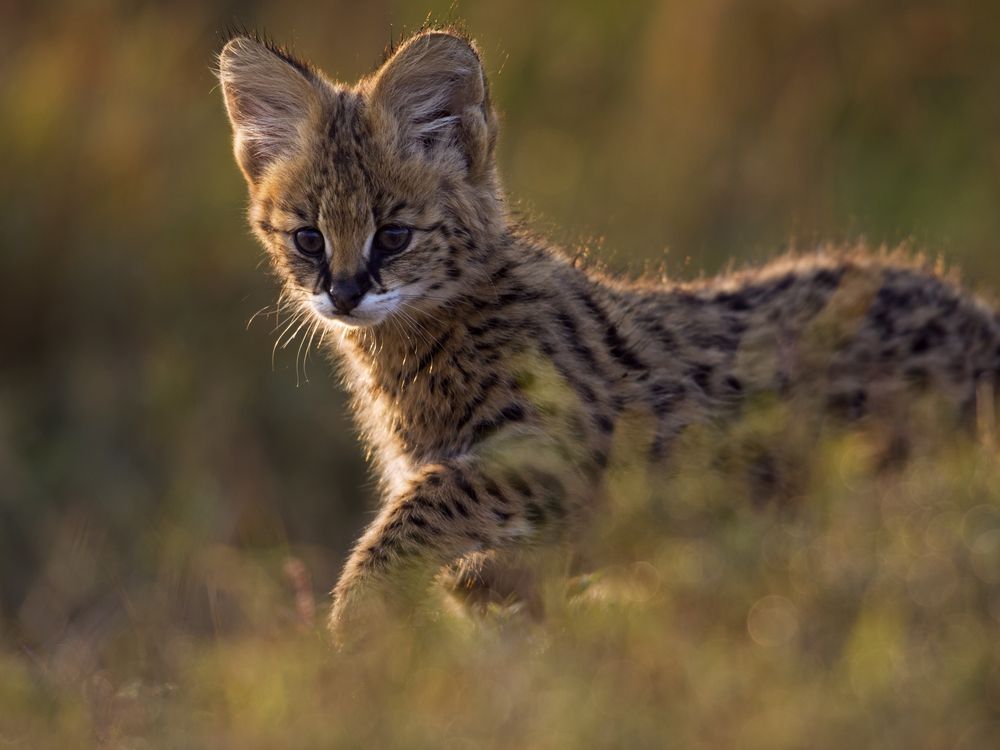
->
xmin=317 ymin=310 xmax=385 ymax=329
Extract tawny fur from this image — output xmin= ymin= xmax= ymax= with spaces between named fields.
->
xmin=218 ymin=29 xmax=1000 ymax=638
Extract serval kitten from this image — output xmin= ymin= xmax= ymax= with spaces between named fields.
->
xmin=218 ymin=30 xmax=1000 ymax=639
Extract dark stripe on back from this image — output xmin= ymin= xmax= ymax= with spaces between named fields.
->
xmin=574 ymin=286 xmax=648 ymax=372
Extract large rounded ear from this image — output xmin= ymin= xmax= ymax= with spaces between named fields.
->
xmin=370 ymin=31 xmax=498 ymax=180
xmin=217 ymin=36 xmax=322 ymax=186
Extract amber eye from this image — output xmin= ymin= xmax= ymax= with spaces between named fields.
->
xmin=372 ymin=225 xmax=412 ymax=255
xmin=293 ymin=227 xmax=325 ymax=257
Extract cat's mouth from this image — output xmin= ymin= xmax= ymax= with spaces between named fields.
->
xmin=309 ymin=292 xmax=398 ymax=328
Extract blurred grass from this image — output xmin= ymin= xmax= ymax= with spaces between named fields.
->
xmin=2 ymin=0 xmax=1000 ymax=746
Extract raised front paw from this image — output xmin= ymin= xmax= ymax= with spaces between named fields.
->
xmin=327 ymin=585 xmax=390 ymax=649
xmin=326 ymin=571 xmax=431 ymax=649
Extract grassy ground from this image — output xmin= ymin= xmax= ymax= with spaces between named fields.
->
xmin=4 ymin=398 xmax=1000 ymax=749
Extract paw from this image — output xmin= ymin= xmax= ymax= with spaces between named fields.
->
xmin=327 ymin=581 xmax=425 ymax=649
xmin=327 ymin=588 xmax=391 ymax=649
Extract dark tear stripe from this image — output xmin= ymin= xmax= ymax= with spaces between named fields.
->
xmin=573 ymin=285 xmax=648 ymax=372
xmin=255 ymin=220 xmax=279 ymax=236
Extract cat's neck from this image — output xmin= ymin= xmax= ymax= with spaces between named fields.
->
xmin=333 ymin=227 xmax=517 ymax=380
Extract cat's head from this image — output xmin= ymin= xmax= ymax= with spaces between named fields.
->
xmin=218 ymin=30 xmax=502 ymax=327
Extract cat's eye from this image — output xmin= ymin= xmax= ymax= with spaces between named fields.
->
xmin=293 ymin=227 xmax=325 ymax=257
xmin=372 ymin=225 xmax=413 ymax=255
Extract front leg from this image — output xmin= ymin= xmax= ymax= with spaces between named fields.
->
xmin=328 ymin=453 xmax=583 ymax=640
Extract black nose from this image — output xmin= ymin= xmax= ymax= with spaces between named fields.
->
xmin=327 ymin=272 xmax=372 ymax=314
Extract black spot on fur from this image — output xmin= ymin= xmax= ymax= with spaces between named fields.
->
xmin=483 ymin=477 xmax=508 ymax=505
xmin=714 ymin=292 xmax=751 ymax=312
xmin=455 ymin=475 xmax=480 ymax=505
xmin=469 ymin=402 xmax=526 ymax=444
xmin=596 ymin=413 xmax=615 ymax=433
xmin=814 ymin=268 xmax=844 ymax=289
xmin=689 ymin=363 xmax=713 ymax=392
xmin=505 ymin=470 xmax=534 ymax=499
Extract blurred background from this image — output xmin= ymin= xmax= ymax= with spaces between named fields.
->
xmin=3 ymin=0 xmax=1000 ymax=746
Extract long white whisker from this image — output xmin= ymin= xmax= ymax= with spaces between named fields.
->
xmin=272 ymin=310 xmax=306 ymax=370
xmin=282 ymin=315 xmax=311 ymax=351
xmin=395 ymin=305 xmax=434 ymax=350
xmin=295 ymin=317 xmax=313 ymax=386
xmin=246 ymin=304 xmax=276 ymax=331
xmin=303 ymin=317 xmax=321 ymax=383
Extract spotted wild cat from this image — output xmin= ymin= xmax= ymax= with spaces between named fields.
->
xmin=217 ymin=29 xmax=1000 ymax=638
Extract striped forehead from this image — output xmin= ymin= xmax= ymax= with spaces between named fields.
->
xmin=314 ymin=92 xmax=373 ymax=244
